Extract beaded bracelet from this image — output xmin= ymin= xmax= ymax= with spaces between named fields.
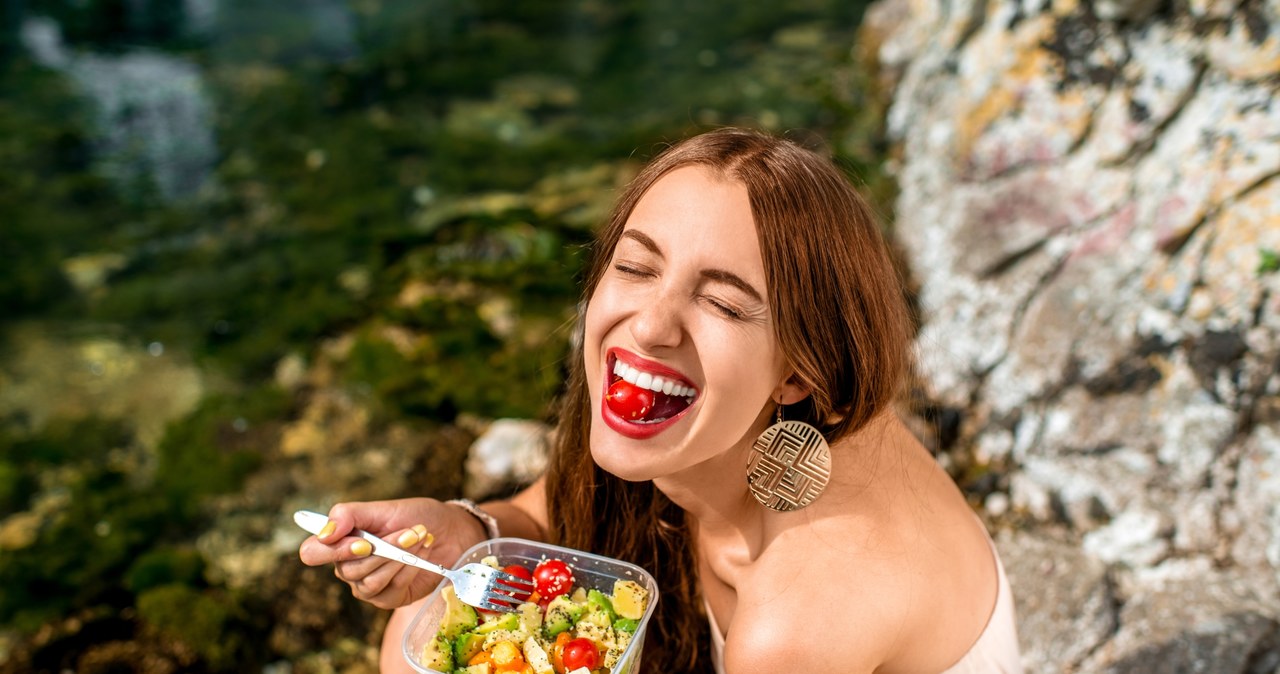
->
xmin=446 ymin=498 xmax=501 ymax=539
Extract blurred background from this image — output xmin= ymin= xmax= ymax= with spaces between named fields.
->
xmin=0 ymin=1 xmax=889 ymax=672
xmin=5 ymin=0 xmax=1280 ymax=673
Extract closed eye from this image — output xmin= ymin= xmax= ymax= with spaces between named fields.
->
xmin=614 ymin=263 xmax=651 ymax=277
xmin=703 ymin=296 xmax=745 ymax=320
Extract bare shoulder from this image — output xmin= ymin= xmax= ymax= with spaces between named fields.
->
xmin=722 ymin=537 xmax=915 ymax=674
xmin=721 ymin=455 xmax=999 ymax=671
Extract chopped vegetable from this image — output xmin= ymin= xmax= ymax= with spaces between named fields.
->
xmin=422 ymin=558 xmax=650 ymax=674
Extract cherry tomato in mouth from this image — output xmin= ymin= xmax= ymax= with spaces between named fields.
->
xmin=606 ymin=379 xmax=654 ymax=421
xmin=560 ymin=637 xmax=599 ymax=672
xmin=532 ymin=558 xmax=575 ymax=601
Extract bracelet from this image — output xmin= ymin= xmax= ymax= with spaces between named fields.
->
xmin=446 ymin=498 xmax=501 ymax=540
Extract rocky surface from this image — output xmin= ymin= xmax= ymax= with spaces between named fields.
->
xmin=863 ymin=0 xmax=1280 ymax=670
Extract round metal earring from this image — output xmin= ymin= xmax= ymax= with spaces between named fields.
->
xmin=746 ymin=404 xmax=832 ymax=511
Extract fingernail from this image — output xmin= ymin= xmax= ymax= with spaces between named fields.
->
xmin=350 ymin=539 xmax=373 ymax=557
xmin=397 ymin=530 xmax=420 ymax=548
xmin=412 ymin=524 xmax=428 ymax=539
xmin=422 ymin=532 xmax=435 ymax=547
xmin=318 ymin=521 xmax=336 ymax=538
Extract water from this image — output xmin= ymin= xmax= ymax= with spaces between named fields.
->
xmin=24 ymin=17 xmax=218 ymax=202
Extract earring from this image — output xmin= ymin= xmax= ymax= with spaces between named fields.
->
xmin=746 ymin=404 xmax=832 ymax=511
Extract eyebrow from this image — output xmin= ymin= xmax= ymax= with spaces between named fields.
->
xmin=619 ymin=230 xmax=765 ymax=304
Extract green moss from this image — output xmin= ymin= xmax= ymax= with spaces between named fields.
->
xmin=1258 ymin=248 xmax=1279 ymax=276
xmin=0 ymin=417 xmax=166 ymax=629
xmin=153 ymin=386 xmax=289 ymax=516
xmin=126 ymin=546 xmax=207 ymax=593
xmin=0 ymin=459 xmax=35 ymax=516
xmin=136 ymin=584 xmax=261 ymax=671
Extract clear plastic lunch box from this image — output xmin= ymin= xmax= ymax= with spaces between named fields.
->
xmin=403 ymin=537 xmax=660 ymax=674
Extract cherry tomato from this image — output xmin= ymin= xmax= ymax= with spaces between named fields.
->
xmin=606 ymin=380 xmax=654 ymax=421
xmin=560 ymin=637 xmax=599 ymax=672
xmin=494 ymin=564 xmax=534 ymax=606
xmin=532 ymin=559 xmax=575 ymax=601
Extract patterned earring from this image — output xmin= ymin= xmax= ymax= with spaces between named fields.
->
xmin=746 ymin=403 xmax=832 ymax=511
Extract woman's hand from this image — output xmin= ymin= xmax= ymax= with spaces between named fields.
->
xmin=297 ymin=497 xmax=487 ymax=609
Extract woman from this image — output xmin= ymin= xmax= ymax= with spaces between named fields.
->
xmin=300 ymin=128 xmax=1021 ymax=673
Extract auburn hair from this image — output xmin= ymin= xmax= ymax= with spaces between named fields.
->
xmin=544 ymin=128 xmax=913 ymax=673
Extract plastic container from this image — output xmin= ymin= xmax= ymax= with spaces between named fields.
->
xmin=403 ymin=537 xmax=659 ymax=674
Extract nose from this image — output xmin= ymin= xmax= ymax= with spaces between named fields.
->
xmin=629 ymin=289 xmax=685 ymax=351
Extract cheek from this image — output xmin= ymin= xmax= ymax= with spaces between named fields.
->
xmin=582 ymin=285 xmax=626 ymax=346
xmin=581 ymin=293 xmax=616 ymax=389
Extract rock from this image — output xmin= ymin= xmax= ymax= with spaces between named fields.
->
xmin=1084 ymin=509 xmax=1171 ymax=567
xmin=60 ymin=253 xmax=129 ymax=293
xmin=1018 ymin=450 xmax=1155 ymax=530
xmin=463 ymin=419 xmax=551 ymax=501
xmin=1204 ymin=10 xmax=1280 ymax=81
xmin=0 ymin=511 xmax=42 ymax=551
xmin=279 ymin=390 xmax=370 ymax=459
xmin=1081 ymin=570 xmax=1280 ymax=673
xmin=1092 ymin=0 xmax=1166 ymax=23
xmin=999 ymin=530 xmax=1116 ymax=671
xmin=274 ymin=353 xmax=308 ymax=391
xmin=1230 ymin=423 xmax=1280 ymax=580
xmin=0 ymin=324 xmax=204 ymax=448
xmin=873 ymin=0 xmax=1280 ymax=666
xmin=1089 ymin=22 xmax=1201 ymax=164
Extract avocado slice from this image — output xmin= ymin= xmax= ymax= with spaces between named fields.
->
xmin=473 ymin=610 xmax=519 ymax=635
xmin=452 ymin=632 xmax=485 ymax=665
xmin=613 ymin=617 xmax=639 ymax=633
xmin=440 ymin=585 xmax=479 ymax=640
xmin=543 ymin=595 xmax=586 ymax=637
xmin=420 ymin=634 xmax=453 ymax=671
xmin=586 ymin=589 xmax=618 ymax=621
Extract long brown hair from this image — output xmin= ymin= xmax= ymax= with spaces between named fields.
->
xmin=545 ymin=128 xmax=912 ymax=673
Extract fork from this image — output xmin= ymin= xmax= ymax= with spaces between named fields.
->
xmin=293 ymin=509 xmax=535 ymax=613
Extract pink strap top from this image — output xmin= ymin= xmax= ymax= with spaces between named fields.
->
xmin=705 ymin=544 xmax=1022 ymax=673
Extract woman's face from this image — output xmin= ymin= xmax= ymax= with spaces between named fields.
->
xmin=583 ymin=165 xmax=793 ymax=482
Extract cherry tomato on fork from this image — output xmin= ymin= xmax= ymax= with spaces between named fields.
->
xmin=606 ymin=380 xmax=654 ymax=421
xmin=532 ymin=558 xmax=575 ymax=601
xmin=493 ymin=564 xmax=534 ymax=606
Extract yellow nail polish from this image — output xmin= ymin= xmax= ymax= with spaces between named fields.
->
xmin=397 ymin=530 xmax=420 ymax=548
xmin=412 ymin=524 xmax=428 ymax=538
xmin=350 ymin=539 xmax=373 ymax=557
xmin=318 ymin=521 xmax=336 ymax=538
xmin=422 ymin=532 xmax=435 ymax=547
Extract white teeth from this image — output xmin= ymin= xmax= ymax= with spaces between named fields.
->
xmin=612 ymin=359 xmax=696 ymax=398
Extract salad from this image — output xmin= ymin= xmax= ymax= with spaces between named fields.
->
xmin=420 ymin=555 xmax=651 ymax=674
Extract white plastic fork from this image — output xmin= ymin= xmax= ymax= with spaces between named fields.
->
xmin=293 ymin=509 xmax=534 ymax=613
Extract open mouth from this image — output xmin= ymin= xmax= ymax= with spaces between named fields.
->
xmin=605 ymin=351 xmax=698 ymax=425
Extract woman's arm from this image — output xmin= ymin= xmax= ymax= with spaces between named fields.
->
xmin=375 ymin=478 xmax=549 ymax=670
xmin=380 ymin=597 xmax=430 ymax=674
xmin=481 ymin=475 xmax=549 ymax=540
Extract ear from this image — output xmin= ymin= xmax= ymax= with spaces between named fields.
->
xmin=771 ymin=373 xmax=812 ymax=406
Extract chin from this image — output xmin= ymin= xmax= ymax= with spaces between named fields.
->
xmin=587 ymin=425 xmax=665 ymax=483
